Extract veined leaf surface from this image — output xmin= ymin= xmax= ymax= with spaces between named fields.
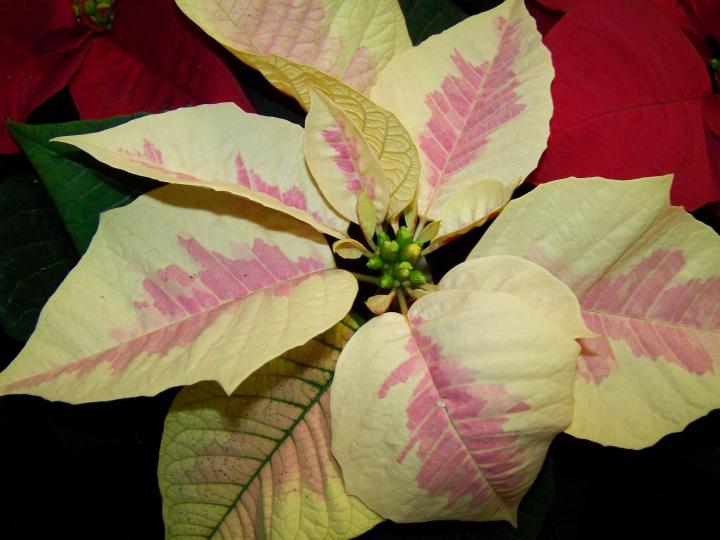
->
xmin=159 ymin=316 xmax=381 ymax=539
xmin=53 ymin=104 xmax=349 ymax=239
xmin=305 ymin=90 xmax=391 ymax=222
xmin=175 ymin=0 xmax=421 ymax=217
xmin=225 ymin=54 xmax=422 ymax=219
xmin=332 ymin=256 xmax=582 ymax=523
xmin=174 ymin=0 xmax=411 ymax=93
xmin=471 ymin=176 xmax=720 ymax=449
xmin=0 ymin=185 xmax=357 ymax=403
xmin=371 ymin=0 xmax=553 ymax=244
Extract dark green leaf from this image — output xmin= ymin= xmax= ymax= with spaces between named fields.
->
xmin=9 ymin=115 xmax=160 ymax=253
xmin=400 ymin=0 xmax=469 ymax=45
xmin=0 ymin=168 xmax=78 ymax=341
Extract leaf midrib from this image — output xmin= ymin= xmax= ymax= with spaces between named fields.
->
xmin=201 ymin=316 xmax=357 ymax=539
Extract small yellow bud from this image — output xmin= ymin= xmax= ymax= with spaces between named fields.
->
xmin=399 ymin=243 xmax=421 ymax=264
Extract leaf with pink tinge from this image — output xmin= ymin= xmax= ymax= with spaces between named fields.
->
xmin=53 ymin=103 xmax=349 ymax=239
xmin=0 ymin=185 xmax=357 ymax=403
xmin=470 ymin=175 xmax=720 ymax=449
xmin=159 ymin=316 xmax=381 ymax=539
xmin=176 ymin=1 xmax=421 ymax=211
xmin=175 ymin=0 xmax=410 ymax=94
xmin=331 ymin=287 xmax=580 ymax=523
xmin=305 ymin=89 xmax=392 ymax=222
xmin=370 ymin=0 xmax=553 ymax=244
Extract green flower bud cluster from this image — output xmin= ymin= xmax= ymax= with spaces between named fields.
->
xmin=73 ymin=0 xmax=115 ymax=31
xmin=366 ymin=226 xmax=426 ymax=290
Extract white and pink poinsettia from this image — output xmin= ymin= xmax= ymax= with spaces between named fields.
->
xmin=1 ymin=0 xmax=719 ymax=532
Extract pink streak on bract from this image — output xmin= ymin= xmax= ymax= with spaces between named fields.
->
xmin=117 ymin=139 xmax=200 ymax=182
xmin=235 ymin=154 xmax=345 ymax=227
xmin=321 ymin=119 xmax=376 ymax=197
xmin=379 ymin=318 xmax=528 ymax=512
xmin=6 ymin=236 xmax=327 ymax=391
xmin=119 ymin=138 xmax=164 ymax=164
xmin=6 ymin=308 xmax=228 ymax=391
xmin=342 ymin=46 xmax=378 ymax=91
xmin=419 ymin=17 xmax=525 ymax=206
xmin=233 ymin=1 xmax=378 ymax=92
xmin=578 ymin=249 xmax=720 ymax=383
xmin=237 ymin=0 xmax=327 ymax=66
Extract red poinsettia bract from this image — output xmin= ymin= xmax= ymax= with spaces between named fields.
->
xmin=530 ymin=0 xmax=720 ymax=211
xmin=0 ymin=0 xmax=252 ymax=153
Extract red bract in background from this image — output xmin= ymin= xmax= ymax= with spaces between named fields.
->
xmin=0 ymin=0 xmax=253 ymax=153
xmin=529 ymin=0 xmax=720 ymax=211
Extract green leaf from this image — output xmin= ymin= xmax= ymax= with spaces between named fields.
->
xmin=399 ymin=0 xmax=468 ymax=45
xmin=158 ymin=315 xmax=382 ymax=540
xmin=9 ymin=115 xmax=159 ymax=253
xmin=358 ymin=191 xmax=378 ymax=246
xmin=0 ymin=168 xmax=77 ymax=341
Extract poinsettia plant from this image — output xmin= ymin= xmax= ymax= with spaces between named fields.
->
xmin=0 ymin=0 xmax=252 ymax=153
xmin=1 ymin=0 xmax=719 ymax=538
xmin=529 ymin=0 xmax=720 ymax=210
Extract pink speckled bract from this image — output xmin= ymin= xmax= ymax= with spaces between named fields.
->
xmin=119 ymin=138 xmax=164 ymax=164
xmin=118 ymin=139 xmax=200 ymax=181
xmin=227 ymin=0 xmax=378 ymax=90
xmin=419 ymin=17 xmax=524 ymax=208
xmin=578 ymin=249 xmax=720 ymax=383
xmin=321 ymin=120 xmax=376 ymax=197
xmin=379 ymin=317 xmax=529 ymax=513
xmin=6 ymin=236 xmax=327 ymax=391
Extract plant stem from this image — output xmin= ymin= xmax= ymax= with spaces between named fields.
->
xmin=396 ymin=288 xmax=409 ymax=315
xmin=413 ymin=216 xmax=428 ymax=241
xmin=351 ymin=272 xmax=380 ymax=285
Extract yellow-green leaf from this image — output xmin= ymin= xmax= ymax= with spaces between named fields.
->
xmin=305 ymin=89 xmax=391 ymax=222
xmin=332 ymin=286 xmax=580 ymax=523
xmin=53 ymin=103 xmax=349 ymax=239
xmin=471 ymin=176 xmax=720 ymax=449
xmin=415 ymin=219 xmax=441 ymax=245
xmin=366 ymin=292 xmax=395 ymax=315
xmin=159 ymin=316 xmax=381 ymax=539
xmin=357 ymin=190 xmax=378 ymax=246
xmin=371 ymin=0 xmax=553 ymax=243
xmin=175 ymin=0 xmax=411 ymax=93
xmin=333 ymin=238 xmax=370 ymax=259
xmin=0 ymin=185 xmax=357 ymax=403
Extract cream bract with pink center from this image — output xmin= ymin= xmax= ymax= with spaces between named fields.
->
xmin=370 ymin=0 xmax=553 ymax=246
xmin=54 ymin=103 xmax=350 ymax=239
xmin=471 ymin=176 xmax=720 ymax=449
xmin=175 ymin=0 xmax=411 ymax=94
xmin=0 ymin=186 xmax=357 ymax=403
xmin=331 ymin=257 xmax=586 ymax=523
xmin=305 ymin=89 xmax=392 ymax=222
